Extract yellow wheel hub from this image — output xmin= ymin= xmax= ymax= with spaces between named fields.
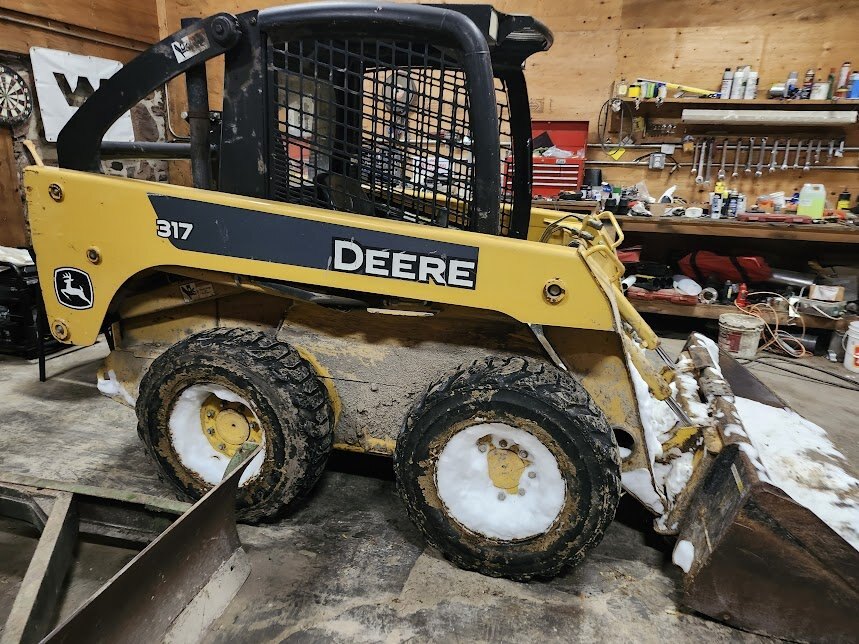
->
xmin=200 ymin=394 xmax=262 ymax=457
xmin=484 ymin=439 xmax=531 ymax=494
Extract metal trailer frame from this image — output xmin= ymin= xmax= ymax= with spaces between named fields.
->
xmin=0 ymin=445 xmax=258 ymax=643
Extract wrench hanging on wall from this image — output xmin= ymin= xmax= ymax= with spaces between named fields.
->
xmin=732 ymin=139 xmax=743 ymax=178
xmin=704 ymin=137 xmax=714 ymax=184
xmin=769 ymin=140 xmax=780 ymax=172
xmin=690 ymin=139 xmax=700 ymax=174
xmin=695 ymin=138 xmax=707 ymax=184
xmin=717 ymin=138 xmax=728 ymax=180
xmin=744 ymin=137 xmax=755 ymax=174
xmin=755 ymin=137 xmax=767 ymax=177
xmin=793 ymin=140 xmax=804 ymax=169
xmin=781 ymin=139 xmax=791 ymax=171
xmin=803 ymin=140 xmax=814 ymax=172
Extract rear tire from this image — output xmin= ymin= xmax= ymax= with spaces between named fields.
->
xmin=394 ymin=355 xmax=620 ymax=580
xmin=136 ymin=327 xmax=333 ymax=522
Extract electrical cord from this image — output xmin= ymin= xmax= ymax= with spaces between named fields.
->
xmin=734 ymin=291 xmax=808 ymax=357
xmin=738 ymin=356 xmax=859 ymax=392
xmin=597 ymin=98 xmax=634 ymax=157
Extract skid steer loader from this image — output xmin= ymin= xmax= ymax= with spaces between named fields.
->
xmin=23 ymin=3 xmax=858 ymax=639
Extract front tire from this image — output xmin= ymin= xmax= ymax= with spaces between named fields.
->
xmin=136 ymin=327 xmax=333 ymax=522
xmin=394 ymin=356 xmax=620 ymax=580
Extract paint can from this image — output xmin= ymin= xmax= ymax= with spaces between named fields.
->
xmin=718 ymin=313 xmax=765 ymax=359
xmin=843 ymin=321 xmax=859 ymax=373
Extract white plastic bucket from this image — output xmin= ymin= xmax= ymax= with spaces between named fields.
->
xmin=718 ymin=313 xmax=765 ymax=359
xmin=844 ymin=321 xmax=859 ymax=373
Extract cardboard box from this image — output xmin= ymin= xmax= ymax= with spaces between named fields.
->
xmin=808 ymin=284 xmax=845 ymax=302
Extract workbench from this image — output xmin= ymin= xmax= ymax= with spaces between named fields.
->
xmin=613 ymin=214 xmax=859 ymax=331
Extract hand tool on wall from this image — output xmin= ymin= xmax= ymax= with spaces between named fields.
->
xmin=704 ymin=137 xmax=714 ymax=184
xmin=803 ymin=140 xmax=813 ymax=171
xmin=835 ymin=139 xmax=845 ymax=158
xmin=690 ymin=139 xmax=700 ymax=174
xmin=717 ymin=138 xmax=728 ymax=180
xmin=792 ymin=139 xmax=803 ymax=169
xmin=769 ymin=140 xmax=779 ymax=172
xmin=695 ymin=138 xmax=707 ymax=184
xmin=744 ymin=137 xmax=755 ymax=174
xmin=814 ymin=140 xmax=822 ymax=164
xmin=827 ymin=139 xmax=835 ymax=160
xmin=781 ymin=139 xmax=791 ymax=170
xmin=755 ymin=137 xmax=767 ymax=177
xmin=732 ymin=139 xmax=743 ymax=178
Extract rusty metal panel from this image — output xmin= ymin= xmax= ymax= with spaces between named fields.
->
xmin=43 ymin=447 xmax=257 ymax=643
xmin=678 ymin=446 xmax=859 ymax=641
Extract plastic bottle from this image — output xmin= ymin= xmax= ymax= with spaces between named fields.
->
xmin=616 ymin=77 xmax=628 ymax=96
xmin=827 ymin=68 xmax=836 ymax=99
xmin=710 ymin=192 xmax=723 ymax=218
xmin=797 ymin=183 xmax=826 ymax=218
xmin=720 ymin=68 xmax=733 ymax=99
xmin=837 ymin=188 xmax=851 ymax=210
xmin=850 ymin=72 xmax=859 ymax=99
xmin=744 ymin=71 xmax=758 ymax=99
xmin=730 ymin=67 xmax=747 ymax=99
xmin=838 ymin=62 xmax=851 ymax=89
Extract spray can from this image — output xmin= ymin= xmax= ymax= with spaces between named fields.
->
xmin=744 ymin=71 xmax=758 ymax=99
xmin=801 ymin=68 xmax=815 ymax=99
xmin=850 ymin=72 xmax=859 ymax=99
xmin=736 ymin=193 xmax=747 ymax=215
xmin=720 ymin=68 xmax=734 ymax=99
xmin=726 ymin=192 xmax=740 ymax=217
xmin=710 ymin=192 xmax=724 ymax=218
xmin=730 ymin=66 xmax=747 ymax=99
xmin=786 ymin=71 xmax=799 ymax=97
xmin=838 ymin=62 xmax=851 ymax=89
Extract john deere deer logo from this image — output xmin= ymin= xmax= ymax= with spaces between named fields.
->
xmin=53 ymin=268 xmax=94 ymax=310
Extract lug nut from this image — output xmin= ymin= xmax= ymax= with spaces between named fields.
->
xmin=499 ymin=439 xmax=508 ymax=448
xmin=497 ymin=492 xmax=506 ymax=501
xmin=48 ymin=183 xmax=63 ymax=202
xmin=519 ymin=450 xmax=528 ymax=459
xmin=528 ymin=471 xmax=536 ymax=479
xmin=478 ymin=444 xmax=487 ymax=453
xmin=249 ymin=421 xmax=257 ymax=429
xmin=207 ymin=410 xmax=215 ymax=418
xmin=207 ymin=427 xmax=215 ymax=435
xmin=218 ymin=443 xmax=226 ymax=450
xmin=518 ymin=488 xmax=526 ymax=496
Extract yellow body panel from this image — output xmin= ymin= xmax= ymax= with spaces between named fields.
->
xmin=25 ymin=167 xmax=616 ymax=346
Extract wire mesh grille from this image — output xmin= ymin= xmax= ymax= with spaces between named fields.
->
xmin=496 ymin=78 xmax=513 ymax=236
xmin=268 ymin=39 xmax=478 ymax=230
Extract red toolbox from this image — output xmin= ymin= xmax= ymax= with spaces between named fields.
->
xmin=504 ymin=121 xmax=588 ymax=198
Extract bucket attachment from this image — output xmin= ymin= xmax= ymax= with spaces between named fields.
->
xmin=669 ymin=335 xmax=859 ymax=641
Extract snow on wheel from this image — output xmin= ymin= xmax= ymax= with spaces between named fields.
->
xmin=137 ymin=327 xmax=333 ymax=522
xmin=395 ymin=356 xmax=621 ymax=581
xmin=168 ymin=383 xmax=266 ymax=487
xmin=435 ymin=423 xmax=566 ymax=540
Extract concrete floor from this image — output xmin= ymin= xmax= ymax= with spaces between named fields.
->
xmin=1 ymin=336 xmax=858 ymax=642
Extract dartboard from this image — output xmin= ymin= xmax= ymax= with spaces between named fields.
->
xmin=0 ymin=65 xmax=33 ymax=126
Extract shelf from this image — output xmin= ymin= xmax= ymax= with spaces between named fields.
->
xmin=620 ymin=97 xmax=859 ymax=108
xmin=615 ymin=216 xmax=859 ymax=244
xmin=631 ymin=299 xmax=855 ymax=331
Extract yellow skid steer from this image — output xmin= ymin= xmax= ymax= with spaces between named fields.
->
xmin=23 ymin=3 xmax=858 ymax=640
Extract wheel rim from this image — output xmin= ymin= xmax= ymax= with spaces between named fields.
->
xmin=168 ymin=384 xmax=266 ymax=487
xmin=435 ymin=422 xmax=566 ymax=540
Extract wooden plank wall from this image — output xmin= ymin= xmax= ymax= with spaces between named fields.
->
xmin=158 ymin=0 xmax=859 ymax=201
xmin=0 ymin=0 xmax=159 ymax=61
